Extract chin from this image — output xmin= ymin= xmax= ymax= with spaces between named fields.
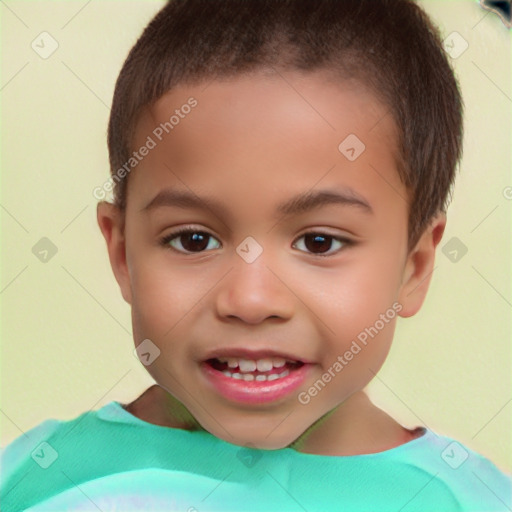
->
xmin=232 ymin=433 xmax=295 ymax=451
xmin=203 ymin=416 xmax=304 ymax=451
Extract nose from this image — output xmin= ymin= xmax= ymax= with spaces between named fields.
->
xmin=215 ymin=251 xmax=294 ymax=325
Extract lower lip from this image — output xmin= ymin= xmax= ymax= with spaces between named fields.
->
xmin=201 ymin=362 xmax=313 ymax=404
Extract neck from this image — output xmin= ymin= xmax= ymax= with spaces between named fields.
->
xmin=288 ymin=390 xmax=419 ymax=455
xmin=129 ymin=385 xmax=420 ymax=455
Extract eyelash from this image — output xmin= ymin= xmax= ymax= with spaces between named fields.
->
xmin=159 ymin=226 xmax=354 ymax=257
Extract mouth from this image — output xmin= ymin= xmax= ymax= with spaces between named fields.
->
xmin=201 ymin=355 xmax=312 ymax=404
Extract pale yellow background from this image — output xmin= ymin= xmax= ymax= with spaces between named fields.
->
xmin=1 ymin=0 xmax=511 ymax=473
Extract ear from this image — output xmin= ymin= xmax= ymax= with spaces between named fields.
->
xmin=398 ymin=212 xmax=446 ymax=318
xmin=96 ymin=201 xmax=132 ymax=304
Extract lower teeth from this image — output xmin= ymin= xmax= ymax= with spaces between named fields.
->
xmin=222 ymin=370 xmax=290 ymax=381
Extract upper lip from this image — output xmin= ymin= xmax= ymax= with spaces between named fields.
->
xmin=203 ymin=348 xmax=313 ymax=364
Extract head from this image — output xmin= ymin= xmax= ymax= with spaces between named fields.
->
xmin=97 ymin=0 xmax=463 ymax=449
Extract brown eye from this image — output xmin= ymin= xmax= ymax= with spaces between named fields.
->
xmin=293 ymin=232 xmax=350 ymax=256
xmin=304 ymin=234 xmax=332 ymax=253
xmin=162 ymin=229 xmax=221 ymax=253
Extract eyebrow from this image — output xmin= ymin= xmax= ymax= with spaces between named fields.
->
xmin=140 ymin=187 xmax=373 ymax=218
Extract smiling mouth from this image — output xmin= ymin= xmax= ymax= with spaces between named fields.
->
xmin=206 ymin=357 xmax=304 ymax=382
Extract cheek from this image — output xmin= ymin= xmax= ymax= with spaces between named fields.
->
xmin=128 ymin=254 xmax=203 ymax=339
xmin=311 ymin=267 xmax=400 ymax=398
xmin=307 ymin=257 xmax=403 ymax=338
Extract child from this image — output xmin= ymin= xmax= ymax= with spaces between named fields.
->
xmin=1 ymin=0 xmax=510 ymax=510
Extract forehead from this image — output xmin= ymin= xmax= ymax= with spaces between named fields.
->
xmin=128 ymin=70 xmax=405 ymax=220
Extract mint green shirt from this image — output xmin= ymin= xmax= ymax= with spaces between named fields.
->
xmin=1 ymin=401 xmax=510 ymax=511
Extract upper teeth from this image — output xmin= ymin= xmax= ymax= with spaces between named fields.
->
xmin=217 ymin=357 xmax=288 ymax=372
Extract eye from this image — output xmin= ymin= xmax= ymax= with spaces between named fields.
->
xmin=292 ymin=232 xmax=352 ymax=257
xmin=160 ymin=227 xmax=352 ymax=256
xmin=160 ymin=227 xmax=221 ymax=254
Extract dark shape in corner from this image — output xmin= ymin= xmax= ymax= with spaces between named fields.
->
xmin=480 ymin=0 xmax=511 ymax=28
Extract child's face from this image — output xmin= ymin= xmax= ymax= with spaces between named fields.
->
xmin=99 ymin=70 xmax=442 ymax=449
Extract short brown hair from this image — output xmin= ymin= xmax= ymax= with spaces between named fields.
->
xmin=107 ymin=0 xmax=463 ymax=249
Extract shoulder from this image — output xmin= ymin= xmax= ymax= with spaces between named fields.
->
xmin=1 ymin=417 xmax=64 ymax=511
xmin=1 ymin=418 xmax=62 ymax=478
xmin=0 ymin=405 xmax=122 ymax=511
xmin=399 ymin=429 xmax=511 ymax=511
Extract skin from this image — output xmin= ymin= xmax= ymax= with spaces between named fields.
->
xmin=97 ymin=69 xmax=446 ymax=455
